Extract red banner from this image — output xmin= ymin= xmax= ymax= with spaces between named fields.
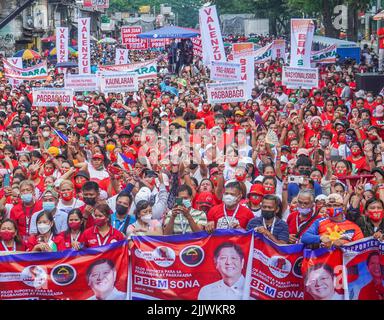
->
xmin=250 ymin=234 xmax=304 ymax=300
xmin=131 ymin=230 xmax=253 ymax=300
xmin=121 ymin=26 xmax=148 ymax=50
xmin=342 ymin=238 xmax=383 ymax=300
xmin=301 ymin=247 xmax=344 ymax=300
xmin=0 ymin=241 xmax=128 ymax=300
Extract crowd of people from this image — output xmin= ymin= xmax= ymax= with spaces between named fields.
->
xmin=0 ymin=33 xmax=382 ymax=265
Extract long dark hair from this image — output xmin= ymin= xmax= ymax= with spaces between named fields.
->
xmin=0 ymin=218 xmax=22 ymax=244
xmin=64 ymin=208 xmax=84 ymax=237
xmin=36 ymin=211 xmax=58 ymax=236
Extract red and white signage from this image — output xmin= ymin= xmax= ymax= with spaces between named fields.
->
xmin=192 ymin=36 xmax=202 ymax=57
xmin=65 ymin=74 xmax=99 ymax=91
xmin=56 ymin=27 xmax=68 ymax=64
xmin=290 ymin=19 xmax=315 ymax=68
xmin=232 ymin=42 xmax=254 ymax=59
xmin=6 ymin=58 xmax=22 ymax=86
xmin=199 ymin=5 xmax=226 ymax=65
xmin=83 ymin=0 xmax=109 ymax=9
xmin=78 ymin=18 xmax=91 ymax=74
xmin=272 ymin=39 xmax=286 ymax=61
xmin=121 ymin=26 xmax=148 ymax=50
xmin=115 ymin=48 xmax=130 ymax=65
xmin=32 ymin=88 xmax=74 ymax=107
xmin=149 ymin=39 xmax=170 ymax=49
xmin=210 ymin=61 xmax=241 ymax=82
xmin=100 ymin=72 xmax=138 ymax=92
xmin=206 ymin=81 xmax=247 ymax=104
xmin=236 ymin=56 xmax=254 ymax=100
xmin=282 ymin=66 xmax=319 ymax=89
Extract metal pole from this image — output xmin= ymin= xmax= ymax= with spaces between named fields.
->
xmin=378 ymin=0 xmax=381 ymax=53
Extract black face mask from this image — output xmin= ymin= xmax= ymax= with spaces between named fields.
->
xmin=298 ymin=169 xmax=311 ymax=177
xmin=261 ymin=210 xmax=275 ymax=220
xmin=83 ymin=197 xmax=96 ymax=206
xmin=31 ymin=126 xmax=38 ymax=132
xmin=77 ymin=123 xmax=85 ymax=129
xmin=124 ymin=125 xmax=130 ymax=130
xmin=116 ymin=204 xmax=129 ymax=216
xmin=100 ymin=108 xmax=106 ymax=113
xmin=98 ymin=133 xmax=106 ymax=139
xmin=189 ymin=163 xmax=198 ymax=170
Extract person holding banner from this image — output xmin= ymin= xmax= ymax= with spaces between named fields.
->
xmin=0 ymin=218 xmax=25 ymax=252
xmin=127 ymin=200 xmax=162 ymax=237
xmin=356 ymin=198 xmax=384 ymax=240
xmin=79 ymin=204 xmax=125 ymax=248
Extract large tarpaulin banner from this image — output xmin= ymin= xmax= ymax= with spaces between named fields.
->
xmin=290 ymin=19 xmax=315 ymax=68
xmin=98 ymin=60 xmax=157 ymax=80
xmin=249 ymin=234 xmax=305 ymax=300
xmin=311 ymin=44 xmax=337 ymax=64
xmin=0 ymin=241 xmax=128 ymax=300
xmin=131 ymin=230 xmax=254 ymax=300
xmin=3 ymin=59 xmax=48 ymax=80
xmin=121 ymin=26 xmax=148 ymax=50
xmin=78 ymin=18 xmax=91 ymax=74
xmin=253 ymin=43 xmax=273 ymax=64
xmin=56 ymin=27 xmax=68 ymax=64
xmin=199 ymin=5 xmax=226 ymax=65
xmin=342 ymin=238 xmax=384 ymax=300
xmin=115 ymin=49 xmax=130 ymax=65
xmin=302 ymin=247 xmax=345 ymax=300
xmin=232 ymin=43 xmax=254 ymax=59
xmin=32 ymin=88 xmax=74 ymax=107
xmin=206 ymin=81 xmax=248 ymax=104
xmin=282 ymin=66 xmax=319 ymax=89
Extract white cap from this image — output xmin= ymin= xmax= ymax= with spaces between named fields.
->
xmin=160 ymin=111 xmax=168 ymax=118
xmin=135 ymin=187 xmax=152 ymax=204
xmin=315 ymin=194 xmax=328 ymax=202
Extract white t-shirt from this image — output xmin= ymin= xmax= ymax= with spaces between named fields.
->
xmin=56 ymin=198 xmax=85 ymax=215
xmin=87 ymin=162 xmax=110 ymax=180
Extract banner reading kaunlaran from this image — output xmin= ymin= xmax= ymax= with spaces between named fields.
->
xmin=199 ymin=5 xmax=226 ymax=65
xmin=56 ymin=27 xmax=68 ymax=64
xmin=302 ymin=247 xmax=345 ymax=300
xmin=249 ymin=233 xmax=305 ymax=300
xmin=342 ymin=237 xmax=383 ymax=300
xmin=131 ymin=230 xmax=253 ymax=300
xmin=78 ymin=17 xmax=91 ymax=74
xmin=0 ymin=241 xmax=129 ymax=300
xmin=290 ymin=19 xmax=315 ymax=68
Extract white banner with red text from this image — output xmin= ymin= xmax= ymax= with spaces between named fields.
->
xmin=206 ymin=81 xmax=247 ymax=104
xmin=210 ymin=61 xmax=241 ymax=82
xmin=2 ymin=59 xmax=48 ymax=80
xmin=32 ymin=88 xmax=74 ymax=107
xmin=98 ymin=60 xmax=157 ymax=80
xmin=121 ymin=26 xmax=148 ymax=50
xmin=282 ymin=66 xmax=319 ymax=89
xmin=64 ymin=74 xmax=99 ymax=92
xmin=99 ymin=72 xmax=138 ymax=92
xmin=56 ymin=27 xmax=68 ymax=64
xmin=115 ymin=48 xmax=130 ymax=65
xmin=290 ymin=19 xmax=315 ymax=68
xmin=311 ymin=44 xmax=337 ymax=64
xmin=78 ymin=18 xmax=91 ymax=74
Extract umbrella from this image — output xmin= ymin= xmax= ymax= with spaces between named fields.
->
xmin=373 ymin=10 xmax=384 ymax=20
xmin=13 ymin=49 xmax=41 ymax=60
xmin=55 ymin=61 xmax=78 ymax=68
xmin=49 ymin=47 xmax=78 ymax=57
xmin=98 ymin=37 xmax=117 ymax=44
xmin=41 ymin=35 xmax=56 ymax=42
xmin=137 ymin=26 xmax=199 ymax=39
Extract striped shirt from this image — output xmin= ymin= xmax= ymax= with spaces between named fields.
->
xmin=163 ymin=208 xmax=207 ymax=234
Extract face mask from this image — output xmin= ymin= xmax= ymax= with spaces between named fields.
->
xmin=189 ymin=163 xmax=198 ymax=170
xmin=320 ymin=139 xmax=330 ymax=148
xmin=0 ymin=230 xmax=15 ymax=241
xmin=83 ymin=197 xmax=96 ymax=206
xmin=79 ymin=143 xmax=85 ymax=148
xmin=68 ymin=221 xmax=82 ymax=231
xmin=44 ymin=168 xmax=54 ymax=176
xmin=37 ymin=223 xmax=51 ymax=234
xmin=31 ymin=126 xmax=38 ymax=132
xmin=141 ymin=214 xmax=152 ymax=224
xmin=261 ymin=210 xmax=275 ymax=220
xmin=263 ymin=186 xmax=275 ymax=194
xmin=327 ymin=207 xmax=344 ymax=218
xmin=42 ymin=131 xmax=50 ymax=138
xmin=77 ymin=123 xmax=85 ymax=129
xmin=116 ymin=204 xmax=128 ymax=216
xmin=368 ymin=210 xmax=384 ymax=222
xmin=335 ymin=167 xmax=347 ymax=177
xmin=228 ymin=158 xmax=238 ymax=167
xmin=21 ymin=193 xmax=33 ymax=203
xmin=291 ymin=146 xmax=298 ymax=153
xmin=182 ymin=199 xmax=192 ymax=209
xmin=235 ymin=172 xmax=247 ymax=182
xmin=61 ymin=191 xmax=73 ymax=202
xmin=249 ymin=195 xmax=262 ymax=206
xmin=94 ymin=216 xmax=107 ymax=227
xmin=338 ymin=135 xmax=346 ymax=143
xmin=75 ymin=181 xmax=85 ymax=190
xmin=222 ymin=194 xmax=238 ymax=207
xmin=297 ymin=207 xmax=312 ymax=216
xmin=131 ymin=111 xmax=138 ymax=117
xmin=43 ymin=201 xmax=56 ymax=212
xmin=98 ymin=133 xmax=106 ymax=139
xmin=351 ymin=149 xmax=361 ymax=157
xmin=367 ymin=97 xmax=374 ymax=103
xmin=368 ymin=134 xmax=378 ymax=141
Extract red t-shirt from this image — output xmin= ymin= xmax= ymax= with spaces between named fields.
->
xmin=55 ymin=231 xmax=84 ymax=251
xmin=0 ymin=241 xmax=26 ymax=252
xmin=25 ymin=234 xmax=63 ymax=251
xmin=287 ymin=210 xmax=320 ymax=238
xmin=358 ymin=281 xmax=384 ymax=300
xmin=79 ymin=226 xmax=125 ymax=248
xmin=10 ymin=201 xmax=43 ymax=239
xmin=207 ymin=203 xmax=254 ymax=229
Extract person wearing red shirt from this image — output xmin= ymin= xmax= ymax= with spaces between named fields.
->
xmin=346 ymin=142 xmax=370 ymax=173
xmin=358 ymin=251 xmax=384 ymax=300
xmin=56 ymin=209 xmax=85 ymax=251
xmin=287 ymin=190 xmax=320 ymax=243
xmin=197 ymin=103 xmax=213 ymax=122
xmin=10 ymin=180 xmax=42 ymax=241
xmin=205 ymin=181 xmax=254 ymax=231
xmin=0 ymin=219 xmax=26 ymax=252
xmin=79 ymin=204 xmax=125 ymax=248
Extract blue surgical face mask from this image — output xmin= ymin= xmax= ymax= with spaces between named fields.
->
xmin=131 ymin=111 xmax=138 ymax=117
xmin=297 ymin=207 xmax=312 ymax=216
xmin=182 ymin=199 xmax=192 ymax=209
xmin=21 ymin=193 xmax=33 ymax=203
xmin=43 ymin=201 xmax=56 ymax=212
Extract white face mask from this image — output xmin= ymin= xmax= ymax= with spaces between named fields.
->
xmin=141 ymin=214 xmax=152 ymax=224
xmin=37 ymin=223 xmax=51 ymax=234
xmin=222 ymin=194 xmax=238 ymax=207
xmin=42 ymin=131 xmax=50 ymax=138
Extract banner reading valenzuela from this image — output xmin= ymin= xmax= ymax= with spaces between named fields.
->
xmin=131 ymin=230 xmax=254 ymax=300
xmin=0 ymin=241 xmax=129 ymax=300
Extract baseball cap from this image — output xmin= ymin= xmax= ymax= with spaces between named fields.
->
xmin=235 ymin=110 xmax=244 ymax=116
xmin=297 ymin=148 xmax=309 ymax=157
xmin=315 ymin=194 xmax=328 ymax=202
xmin=75 ymin=170 xmax=90 ymax=180
xmin=249 ymin=184 xmax=264 ymax=196
xmin=195 ymin=192 xmax=216 ymax=206
xmin=42 ymin=189 xmax=59 ymax=199
xmin=135 ymin=187 xmax=151 ymax=204
xmin=160 ymin=111 xmax=168 ymax=118
xmin=92 ymin=153 xmax=104 ymax=160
